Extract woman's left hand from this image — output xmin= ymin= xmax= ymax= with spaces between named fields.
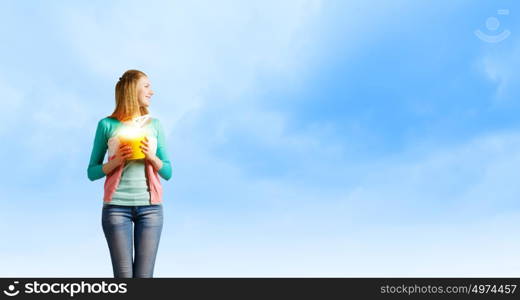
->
xmin=139 ymin=136 xmax=157 ymax=162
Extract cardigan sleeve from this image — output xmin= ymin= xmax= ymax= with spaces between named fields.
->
xmin=87 ymin=119 xmax=108 ymax=181
xmin=155 ymin=119 xmax=172 ymax=180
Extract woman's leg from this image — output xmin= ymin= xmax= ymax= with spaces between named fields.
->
xmin=133 ymin=204 xmax=163 ymax=278
xmin=101 ymin=204 xmax=134 ymax=278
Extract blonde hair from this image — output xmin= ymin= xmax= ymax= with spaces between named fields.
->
xmin=108 ymin=69 xmax=149 ymax=122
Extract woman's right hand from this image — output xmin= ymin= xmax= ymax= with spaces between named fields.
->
xmin=114 ymin=143 xmax=133 ymax=165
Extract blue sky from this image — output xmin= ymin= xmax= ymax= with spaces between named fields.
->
xmin=2 ymin=0 xmax=520 ymax=276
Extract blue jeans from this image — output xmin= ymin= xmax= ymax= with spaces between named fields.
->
xmin=101 ymin=204 xmax=163 ymax=278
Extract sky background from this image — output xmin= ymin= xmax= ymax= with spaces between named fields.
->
xmin=2 ymin=0 xmax=520 ymax=277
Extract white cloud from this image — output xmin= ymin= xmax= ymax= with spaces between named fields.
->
xmin=17 ymin=79 xmax=96 ymax=173
xmin=478 ymin=40 xmax=520 ymax=103
xmin=4 ymin=1 xmax=520 ymax=276
xmin=153 ymin=214 xmax=520 ymax=277
xmin=52 ymin=0 xmax=324 ymax=136
xmin=166 ymin=115 xmax=520 ymax=230
xmin=329 ymin=130 xmax=520 ymax=224
xmin=0 ymin=77 xmax=25 ymax=137
xmin=4 ymin=104 xmax=520 ymax=276
xmin=20 ymin=0 xmax=444 ymax=173
xmin=152 ymin=129 xmax=520 ymax=276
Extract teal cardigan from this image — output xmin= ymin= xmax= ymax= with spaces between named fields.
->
xmin=87 ymin=117 xmax=172 ymax=182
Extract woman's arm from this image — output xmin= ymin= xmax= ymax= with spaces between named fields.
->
xmin=147 ymin=155 xmax=163 ymax=172
xmin=87 ymin=119 xmax=129 ymax=180
xmin=155 ymin=119 xmax=172 ymax=180
xmin=102 ymin=156 xmax=124 ymax=175
xmin=87 ymin=120 xmax=109 ymax=181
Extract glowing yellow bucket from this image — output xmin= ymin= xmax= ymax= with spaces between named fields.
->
xmin=117 ymin=126 xmax=147 ymax=160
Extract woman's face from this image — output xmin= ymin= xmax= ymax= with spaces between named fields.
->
xmin=137 ymin=76 xmax=154 ymax=108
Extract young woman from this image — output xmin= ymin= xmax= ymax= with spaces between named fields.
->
xmin=87 ymin=69 xmax=172 ymax=278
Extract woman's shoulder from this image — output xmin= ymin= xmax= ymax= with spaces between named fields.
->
xmin=148 ymin=118 xmax=166 ymax=137
xmin=98 ymin=117 xmax=120 ymax=127
xmin=101 ymin=116 xmax=120 ymax=122
xmin=97 ymin=117 xmax=121 ymax=140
